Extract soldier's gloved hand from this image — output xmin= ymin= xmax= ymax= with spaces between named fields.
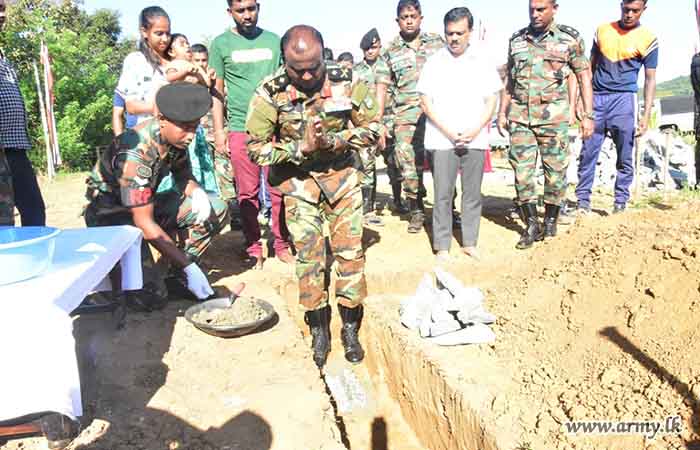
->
xmin=183 ymin=263 xmax=215 ymax=300
xmin=190 ymin=188 xmax=212 ymax=225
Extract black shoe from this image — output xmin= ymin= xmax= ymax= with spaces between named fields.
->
xmin=407 ymin=198 xmax=424 ymax=233
xmin=304 ymin=305 xmax=331 ymax=369
xmin=613 ymin=203 xmax=626 ymax=214
xmin=338 ymin=304 xmax=365 ymax=363
xmin=127 ymin=285 xmax=168 ymax=311
xmin=542 ymin=204 xmax=560 ymax=239
xmin=516 ymin=203 xmax=542 ymax=250
xmin=38 ymin=413 xmax=80 ymax=450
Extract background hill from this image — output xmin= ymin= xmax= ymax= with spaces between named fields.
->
xmin=652 ymin=75 xmax=693 ymax=97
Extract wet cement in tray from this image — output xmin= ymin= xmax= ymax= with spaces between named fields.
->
xmin=193 ymin=297 xmax=268 ymax=326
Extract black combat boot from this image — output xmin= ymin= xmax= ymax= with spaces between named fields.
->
xmin=304 ymin=305 xmax=331 ymax=369
xmin=516 ymin=203 xmax=542 ymax=250
xmin=366 ymin=184 xmax=383 ymax=226
xmin=542 ymin=204 xmax=560 ymax=239
xmin=391 ymin=183 xmax=409 ymax=214
xmin=338 ymin=304 xmax=365 ymax=363
xmin=417 ymin=184 xmax=427 ymax=213
xmin=361 ymin=187 xmax=373 ymax=216
xmin=407 ymin=198 xmax=424 ymax=234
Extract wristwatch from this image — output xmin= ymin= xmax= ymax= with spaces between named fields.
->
xmin=583 ymin=111 xmax=595 ymax=121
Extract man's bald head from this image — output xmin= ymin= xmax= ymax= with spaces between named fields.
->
xmin=281 ymin=25 xmax=327 ymax=94
xmin=281 ymin=25 xmax=325 ymax=59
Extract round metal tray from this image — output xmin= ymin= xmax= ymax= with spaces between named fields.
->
xmin=184 ymin=297 xmax=276 ymax=338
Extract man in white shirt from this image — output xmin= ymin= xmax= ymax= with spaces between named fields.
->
xmin=417 ymin=7 xmax=502 ymax=262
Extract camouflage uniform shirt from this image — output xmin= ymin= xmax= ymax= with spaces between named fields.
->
xmin=86 ymin=120 xmax=194 ymax=215
xmin=354 ymin=58 xmax=394 ymax=133
xmin=376 ymin=32 xmax=444 ymax=125
xmin=246 ymin=64 xmax=381 ymax=204
xmin=506 ymin=23 xmax=589 ymax=126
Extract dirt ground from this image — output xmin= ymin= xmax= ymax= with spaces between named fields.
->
xmin=3 ymin=158 xmax=700 ymax=450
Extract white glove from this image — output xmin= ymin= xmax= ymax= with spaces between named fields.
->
xmin=183 ymin=263 xmax=214 ymax=300
xmin=190 ymin=188 xmax=212 ymax=225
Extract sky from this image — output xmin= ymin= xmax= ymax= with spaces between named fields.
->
xmin=83 ymin=0 xmax=696 ymax=83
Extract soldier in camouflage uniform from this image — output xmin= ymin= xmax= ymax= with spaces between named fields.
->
xmin=497 ymin=0 xmax=594 ymax=249
xmin=354 ymin=28 xmax=390 ymax=226
xmin=246 ymin=25 xmax=381 ymax=368
xmin=85 ymin=83 xmax=228 ymax=309
xmin=382 ymin=82 xmax=408 ymax=214
xmin=376 ymin=0 xmax=444 ymax=233
xmin=0 ymin=148 xmax=13 ymax=225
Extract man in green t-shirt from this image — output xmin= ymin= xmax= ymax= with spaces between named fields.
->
xmin=210 ymin=0 xmax=292 ymax=267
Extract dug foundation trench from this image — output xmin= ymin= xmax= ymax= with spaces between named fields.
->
xmin=280 ymin=263 xmax=512 ymax=450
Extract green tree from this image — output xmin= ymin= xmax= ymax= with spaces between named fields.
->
xmin=0 ymin=0 xmax=134 ymax=171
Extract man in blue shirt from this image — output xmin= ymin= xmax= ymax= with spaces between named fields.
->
xmin=575 ymin=0 xmax=658 ymax=214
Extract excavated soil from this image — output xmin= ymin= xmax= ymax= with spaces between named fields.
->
xmin=358 ymin=200 xmax=700 ymax=450
xmin=3 ymin=168 xmax=700 ymax=450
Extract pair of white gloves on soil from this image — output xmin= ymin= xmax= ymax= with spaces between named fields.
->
xmin=184 ymin=188 xmax=214 ymax=300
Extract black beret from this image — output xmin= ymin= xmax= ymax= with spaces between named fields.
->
xmin=360 ymin=28 xmax=380 ymax=51
xmin=156 ymin=82 xmax=212 ymax=123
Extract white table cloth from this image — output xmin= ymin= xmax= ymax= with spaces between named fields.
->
xmin=0 ymin=226 xmax=143 ymax=421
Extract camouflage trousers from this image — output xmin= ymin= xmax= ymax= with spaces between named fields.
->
xmin=394 ymin=118 xmax=427 ymax=200
xmin=0 ymin=149 xmax=14 ymax=226
xmin=85 ymin=191 xmax=228 ymax=296
xmin=211 ymin=140 xmax=237 ymax=202
xmin=359 ymin=140 xmax=404 ymax=190
xmin=284 ymin=188 xmax=366 ymax=312
xmin=383 ymin=138 xmax=403 ymax=186
xmin=359 ymin=145 xmax=377 ymax=189
xmin=508 ymin=121 xmax=570 ymax=206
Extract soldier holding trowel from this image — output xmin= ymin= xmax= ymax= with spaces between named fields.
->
xmin=85 ymin=82 xmax=229 ymax=310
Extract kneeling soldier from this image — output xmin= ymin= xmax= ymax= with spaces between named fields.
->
xmin=85 ymin=82 xmax=228 ymax=308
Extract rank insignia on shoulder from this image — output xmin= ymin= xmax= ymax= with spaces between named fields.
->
xmin=511 ymin=27 xmax=528 ymax=41
xmin=558 ymin=24 xmax=580 ymax=39
xmin=263 ymin=74 xmax=290 ymax=96
xmin=328 ymin=64 xmax=352 ymax=82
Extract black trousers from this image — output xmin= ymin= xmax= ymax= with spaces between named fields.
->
xmin=5 ymin=148 xmax=46 ymax=226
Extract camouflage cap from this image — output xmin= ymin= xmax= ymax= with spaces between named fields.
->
xmin=156 ymin=82 xmax=212 ymax=123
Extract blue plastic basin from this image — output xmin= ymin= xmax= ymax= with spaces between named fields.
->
xmin=0 ymin=226 xmax=61 ymax=286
